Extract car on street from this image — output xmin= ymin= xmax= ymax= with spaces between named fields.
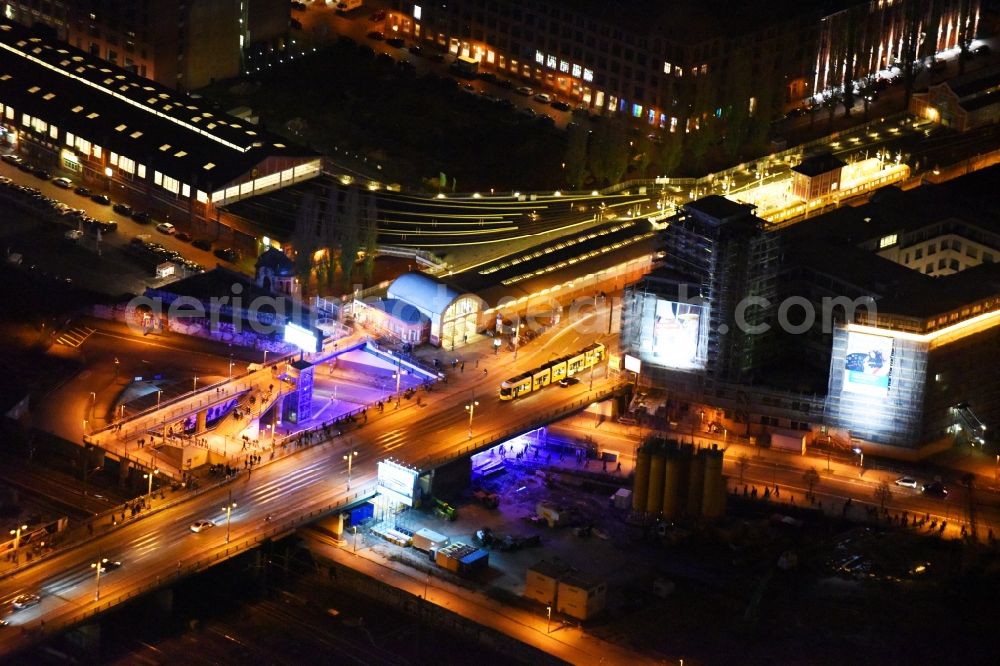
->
xmin=156 ymin=222 xmax=176 ymax=235
xmin=922 ymin=481 xmax=948 ymax=497
xmin=214 ymin=247 xmax=238 ymax=262
xmin=518 ymin=106 xmax=536 ymax=118
xmin=0 ymin=154 xmax=21 ymax=165
xmin=74 ymin=185 xmax=92 ymax=197
xmin=90 ymin=193 xmax=111 ymax=205
xmin=131 ymin=210 xmax=152 ymax=224
xmin=189 ymin=520 xmax=215 ymax=533
xmin=175 ymin=231 xmax=192 ymax=241
xmin=52 ymin=176 xmax=73 ymax=188
xmin=386 ymin=37 xmax=405 ymax=48
xmin=112 ymin=202 xmax=133 ymax=216
xmin=894 ymin=476 xmax=919 ymax=488
xmin=192 ymin=238 xmax=212 ymax=251
xmin=96 ymin=220 xmax=118 ymax=233
xmin=537 ymin=113 xmax=555 ymax=126
xmin=98 ymin=559 xmax=123 ymax=574
xmin=16 ymin=160 xmax=34 ymax=172
xmin=974 ymin=44 xmax=991 ymax=56
xmin=559 ymin=377 xmax=580 ymax=387
xmin=32 ymin=167 xmax=51 ymax=180
xmin=515 ymin=86 xmax=533 ymax=96
xmin=11 ymin=594 xmax=41 ymax=611
xmin=366 ymin=31 xmax=384 ymax=41
xmin=533 ymin=92 xmax=552 ymax=103
xmin=64 ymin=229 xmax=83 ymax=242
xmin=550 ymin=100 xmax=571 ymax=112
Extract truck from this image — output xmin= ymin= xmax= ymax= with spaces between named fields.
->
xmin=412 ymin=528 xmax=449 ymax=553
xmin=335 ymin=0 xmax=362 ymax=12
xmin=451 ymin=55 xmax=479 ymax=78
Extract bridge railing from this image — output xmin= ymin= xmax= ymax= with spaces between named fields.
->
xmin=413 ymin=383 xmax=626 ymax=471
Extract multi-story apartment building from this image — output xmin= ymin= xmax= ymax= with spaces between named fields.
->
xmin=386 ymin=0 xmax=979 ymax=131
xmin=3 ymin=0 xmax=289 ymax=90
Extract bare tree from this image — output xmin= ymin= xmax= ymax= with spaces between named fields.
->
xmin=874 ymin=480 xmax=892 ymax=509
xmin=802 ymin=467 xmax=820 ymax=498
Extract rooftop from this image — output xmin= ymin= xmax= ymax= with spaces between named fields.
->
xmin=0 ymin=21 xmax=315 ymax=190
xmin=792 ymin=152 xmax=847 ymax=178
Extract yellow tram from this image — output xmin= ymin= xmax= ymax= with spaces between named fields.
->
xmin=499 ymin=342 xmax=605 ymax=400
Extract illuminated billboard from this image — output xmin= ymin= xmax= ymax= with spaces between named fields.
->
xmin=647 ymin=298 xmax=706 ymax=370
xmin=377 ymin=460 xmax=420 ymax=506
xmin=843 ymin=332 xmax=893 ymax=396
xmin=283 ymin=322 xmax=321 ymax=353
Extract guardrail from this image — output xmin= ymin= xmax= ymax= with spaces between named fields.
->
xmin=5 ymin=484 xmax=377 ymax=657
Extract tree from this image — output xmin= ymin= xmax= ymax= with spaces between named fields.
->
xmin=605 ymin=119 xmax=630 ymax=184
xmin=900 ymin=0 xmax=928 ymax=110
xmin=291 ymin=192 xmax=319 ymax=299
xmin=632 ymin=132 xmax=653 ymax=177
xmin=563 ymin=122 xmax=589 ymax=189
xmin=338 ymin=187 xmax=361 ymax=291
xmin=737 ymin=455 xmax=749 ymax=485
xmin=802 ymin=467 xmax=820 ymax=498
xmin=320 ymin=187 xmax=340 ymax=294
xmin=823 ymin=92 xmax=841 ymax=130
xmin=652 ymin=131 xmax=683 ymax=176
xmin=362 ymin=193 xmax=379 ymax=283
xmin=874 ymin=480 xmax=892 ymax=509
xmin=723 ymin=46 xmax=753 ymax=160
xmin=858 ymin=75 xmax=878 ymax=121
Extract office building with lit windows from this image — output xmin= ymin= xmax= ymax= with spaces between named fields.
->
xmin=385 ymin=0 xmax=979 ymax=131
xmin=3 ymin=0 xmax=289 ymax=89
xmin=0 ymin=21 xmax=319 ymax=230
xmin=622 ymin=166 xmax=1000 ymax=455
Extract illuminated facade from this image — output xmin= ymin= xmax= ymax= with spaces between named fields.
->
xmin=386 ymin=0 xmax=978 ymax=129
xmin=3 ymin=0 xmax=290 ymax=90
xmin=0 ymin=21 xmax=319 ymax=227
xmin=386 ymin=272 xmax=484 ymax=348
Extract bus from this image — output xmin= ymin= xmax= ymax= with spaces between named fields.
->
xmin=499 ymin=342 xmax=605 ymax=400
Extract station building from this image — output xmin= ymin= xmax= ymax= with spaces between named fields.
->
xmin=0 ymin=21 xmax=320 ymax=232
xmin=622 ymin=166 xmax=1000 ymax=455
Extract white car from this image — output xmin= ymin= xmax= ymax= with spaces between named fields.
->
xmin=64 ymin=229 xmax=84 ymax=241
xmin=894 ymin=476 xmax=919 ymax=488
xmin=52 ymin=176 xmax=73 ymax=188
xmin=515 ymin=86 xmax=533 ymax=96
xmin=533 ymin=92 xmax=552 ymax=103
xmin=189 ymin=520 xmax=215 ymax=533
xmin=11 ymin=593 xmax=40 ymax=611
xmin=156 ymin=222 xmax=176 ymax=235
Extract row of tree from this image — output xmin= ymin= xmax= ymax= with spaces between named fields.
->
xmin=290 ymin=184 xmax=379 ymax=298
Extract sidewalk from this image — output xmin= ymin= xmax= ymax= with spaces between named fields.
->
xmin=312 ymin=535 xmax=663 ymax=666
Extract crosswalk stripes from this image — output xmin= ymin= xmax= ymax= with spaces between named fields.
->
xmin=55 ymin=325 xmax=96 ymax=347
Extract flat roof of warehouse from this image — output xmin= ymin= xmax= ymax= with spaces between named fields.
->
xmin=0 ymin=21 xmax=315 ymax=189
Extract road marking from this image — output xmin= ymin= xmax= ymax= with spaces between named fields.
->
xmin=55 ymin=326 xmax=96 ymax=347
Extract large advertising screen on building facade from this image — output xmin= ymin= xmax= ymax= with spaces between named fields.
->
xmin=377 ymin=460 xmax=420 ymax=506
xmin=647 ymin=298 xmax=706 ymax=370
xmin=842 ymin=332 xmax=893 ymax=396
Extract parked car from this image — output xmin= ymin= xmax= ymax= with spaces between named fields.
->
xmin=189 ymin=520 xmax=215 ymax=533
xmin=191 ymin=238 xmax=212 ymax=251
xmin=74 ymin=185 xmax=92 ymax=197
xmin=515 ymin=86 xmax=533 ymax=96
xmin=175 ymin=231 xmax=192 ymax=242
xmin=366 ymin=31 xmax=384 ymax=41
xmin=16 ymin=160 xmax=34 ymax=172
xmin=112 ymin=202 xmax=133 ymax=216
xmin=386 ymin=37 xmax=405 ymax=48
xmin=52 ymin=176 xmax=73 ymax=188
xmin=90 ymin=193 xmax=111 ymax=205
xmin=11 ymin=594 xmax=41 ymax=611
xmin=64 ymin=229 xmax=84 ymax=241
xmin=550 ymin=100 xmax=571 ymax=112
xmin=32 ymin=167 xmax=51 ymax=180
xmin=533 ymin=92 xmax=552 ymax=103
xmin=131 ymin=210 xmax=152 ymax=224
xmin=96 ymin=220 xmax=118 ymax=233
xmin=213 ymin=247 xmax=238 ymax=262
xmin=0 ymin=154 xmax=21 ymax=165
xmin=156 ymin=222 xmax=176 ymax=235
xmin=894 ymin=476 xmax=919 ymax=489
xmin=408 ymin=44 xmax=423 ymax=56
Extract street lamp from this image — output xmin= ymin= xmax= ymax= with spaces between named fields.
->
xmin=156 ymin=389 xmax=163 ymax=411
xmin=144 ymin=468 xmax=159 ymax=508
xmin=344 ymin=450 xmax=358 ymax=489
xmin=513 ymin=323 xmax=525 ymax=361
xmin=465 ymin=393 xmax=479 ymax=439
xmin=90 ymin=391 xmax=97 ymax=419
xmin=222 ymin=495 xmax=237 ymax=544
xmin=853 ymin=446 xmax=864 ymax=476
xmin=546 ymin=605 xmax=552 ymax=633
xmin=91 ymin=557 xmax=109 ymax=601
xmin=394 ymin=357 xmax=402 ymax=409
xmin=193 ymin=376 xmax=198 ymax=392
xmin=228 ymin=357 xmax=235 ymax=379
xmin=9 ymin=524 xmax=28 ymax=550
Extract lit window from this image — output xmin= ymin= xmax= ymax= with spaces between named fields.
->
xmin=546 ymin=55 xmax=557 ymax=69
xmin=203 ymin=162 xmax=215 ymax=170
xmin=663 ymin=62 xmax=671 ymax=74
xmin=535 ymin=50 xmax=544 ymax=65
xmin=879 ymin=233 xmax=898 ymax=249
xmin=159 ymin=144 xmax=171 ymax=151
xmin=583 ymin=68 xmax=593 ymax=82
xmin=559 ymin=60 xmax=569 ymax=73
xmin=572 ymin=63 xmax=582 ymax=78
xmin=413 ymin=4 xmax=422 ymax=20
xmin=115 ymin=124 xmax=127 ymax=132
xmin=700 ymin=64 xmax=708 ymax=75
xmin=676 ymin=67 xmax=683 ymax=77
xmin=632 ymin=103 xmax=642 ymax=117
xmin=130 ymin=131 xmax=142 ymax=139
